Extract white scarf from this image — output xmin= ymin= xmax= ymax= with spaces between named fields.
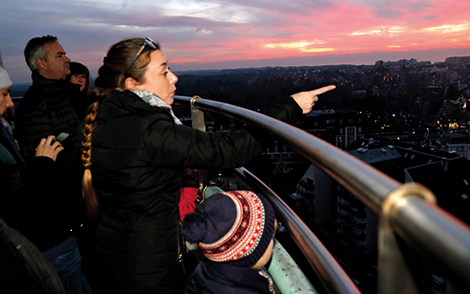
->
xmin=132 ymin=89 xmax=182 ymax=125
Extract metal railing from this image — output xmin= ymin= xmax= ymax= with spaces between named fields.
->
xmin=233 ymin=167 xmax=358 ymax=293
xmin=174 ymin=94 xmax=470 ymax=293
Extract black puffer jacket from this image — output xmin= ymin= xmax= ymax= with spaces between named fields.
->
xmin=12 ymin=73 xmax=86 ymax=250
xmin=14 ymin=72 xmax=83 ymax=160
xmin=91 ymin=90 xmax=302 ymax=293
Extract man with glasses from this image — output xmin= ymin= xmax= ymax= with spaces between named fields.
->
xmin=12 ymin=35 xmax=91 ymax=293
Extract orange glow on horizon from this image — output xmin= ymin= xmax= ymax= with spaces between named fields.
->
xmin=264 ymin=40 xmax=335 ymax=53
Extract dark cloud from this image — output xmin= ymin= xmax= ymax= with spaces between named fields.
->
xmin=213 ymin=0 xmax=334 ymax=13
xmin=423 ymin=15 xmax=439 ymax=20
xmin=373 ymin=9 xmax=403 ymax=19
xmin=406 ymin=0 xmax=434 ymax=13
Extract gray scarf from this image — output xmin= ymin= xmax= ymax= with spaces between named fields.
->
xmin=132 ymin=89 xmax=182 ymax=125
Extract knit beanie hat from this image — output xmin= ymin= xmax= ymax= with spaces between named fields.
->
xmin=181 ymin=190 xmax=275 ymax=267
xmin=0 ymin=67 xmax=13 ymax=90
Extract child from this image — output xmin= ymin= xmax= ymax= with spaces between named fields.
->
xmin=181 ymin=190 xmax=279 ymax=294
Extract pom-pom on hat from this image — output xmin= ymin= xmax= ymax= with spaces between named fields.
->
xmin=181 ymin=190 xmax=275 ymax=267
xmin=0 ymin=67 xmax=13 ymax=90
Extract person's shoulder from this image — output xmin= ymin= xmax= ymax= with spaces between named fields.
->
xmin=17 ymin=86 xmax=47 ymax=109
xmin=139 ymin=110 xmax=177 ymax=133
xmin=188 ymin=261 xmax=258 ymax=294
xmin=107 ymin=91 xmax=171 ymax=118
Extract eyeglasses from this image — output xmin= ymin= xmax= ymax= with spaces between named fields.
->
xmin=125 ymin=37 xmax=157 ymax=71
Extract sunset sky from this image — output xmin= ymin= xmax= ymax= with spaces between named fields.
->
xmin=1 ymin=0 xmax=469 ymax=83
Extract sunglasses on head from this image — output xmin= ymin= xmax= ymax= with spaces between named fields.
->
xmin=125 ymin=37 xmax=157 ymax=71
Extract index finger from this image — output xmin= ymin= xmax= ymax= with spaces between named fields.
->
xmin=309 ymin=85 xmax=336 ymax=96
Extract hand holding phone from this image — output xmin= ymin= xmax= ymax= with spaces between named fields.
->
xmin=35 ymin=135 xmax=64 ymax=161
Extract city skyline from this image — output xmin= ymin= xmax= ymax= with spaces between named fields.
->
xmin=1 ymin=0 xmax=469 ymax=83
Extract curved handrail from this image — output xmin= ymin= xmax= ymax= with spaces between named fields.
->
xmin=174 ymin=95 xmax=470 ymax=292
xmin=175 ymin=95 xmax=399 ymax=213
xmin=233 ymin=167 xmax=359 ymax=293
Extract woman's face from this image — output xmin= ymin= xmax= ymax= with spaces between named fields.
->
xmin=137 ymin=50 xmax=178 ymax=105
xmin=70 ymin=73 xmax=87 ymax=92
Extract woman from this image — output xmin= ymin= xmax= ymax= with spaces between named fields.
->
xmin=67 ymin=61 xmax=92 ymax=121
xmin=81 ymin=37 xmax=335 ymax=293
xmin=68 ymin=61 xmax=92 ymax=95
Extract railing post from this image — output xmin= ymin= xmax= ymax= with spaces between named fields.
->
xmin=190 ymin=95 xmax=211 ymax=193
xmin=190 ymin=96 xmax=205 ymax=132
xmin=378 ymin=183 xmax=436 ymax=293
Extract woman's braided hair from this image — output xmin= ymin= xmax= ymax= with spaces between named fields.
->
xmin=81 ymin=37 xmax=160 ymax=218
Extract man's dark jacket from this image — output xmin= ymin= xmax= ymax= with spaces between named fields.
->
xmin=90 ymin=90 xmax=302 ymax=293
xmin=11 ymin=72 xmax=86 ymax=251
xmin=14 ymin=72 xmax=83 ymax=160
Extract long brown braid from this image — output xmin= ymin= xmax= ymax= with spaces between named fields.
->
xmin=81 ymin=37 xmax=160 ymax=218
xmin=81 ymin=101 xmax=100 ymax=218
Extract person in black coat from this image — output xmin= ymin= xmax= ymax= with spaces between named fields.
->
xmin=67 ymin=61 xmax=93 ymax=120
xmin=7 ymin=39 xmax=91 ymax=293
xmin=81 ymin=36 xmax=335 ymax=293
xmin=13 ymin=36 xmax=86 ymax=227
xmin=15 ymin=35 xmax=83 ymax=159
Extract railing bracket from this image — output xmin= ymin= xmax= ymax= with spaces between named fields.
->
xmin=378 ymin=183 xmax=436 ymax=293
xmin=190 ymin=95 xmax=205 ymax=132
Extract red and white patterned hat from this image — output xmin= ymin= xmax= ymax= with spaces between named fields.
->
xmin=181 ymin=190 xmax=275 ymax=266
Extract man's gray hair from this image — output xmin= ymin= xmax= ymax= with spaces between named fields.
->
xmin=24 ymin=35 xmax=58 ymax=72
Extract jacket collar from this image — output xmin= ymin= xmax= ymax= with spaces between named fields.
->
xmin=31 ymin=72 xmax=70 ymax=91
xmin=132 ymin=90 xmax=182 ymax=125
xmin=201 ymin=259 xmax=273 ymax=293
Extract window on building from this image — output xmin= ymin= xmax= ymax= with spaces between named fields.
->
xmin=462 ymin=194 xmax=468 ymax=199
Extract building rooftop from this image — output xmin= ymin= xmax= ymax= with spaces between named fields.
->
xmin=405 ymin=157 xmax=470 ymax=225
xmin=347 ymin=146 xmax=401 ymax=165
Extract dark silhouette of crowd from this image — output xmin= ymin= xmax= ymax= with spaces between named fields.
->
xmin=0 ymin=34 xmax=334 ymax=294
